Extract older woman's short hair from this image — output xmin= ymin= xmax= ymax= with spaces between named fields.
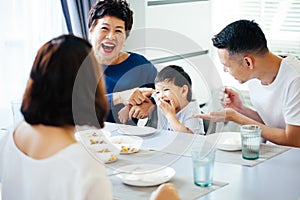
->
xmin=88 ymin=0 xmax=133 ymax=37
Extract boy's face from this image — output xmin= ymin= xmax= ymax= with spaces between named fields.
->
xmin=155 ymin=80 xmax=188 ymax=112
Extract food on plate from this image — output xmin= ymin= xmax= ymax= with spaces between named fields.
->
xmin=97 ymin=148 xmax=111 ymax=153
xmin=121 ymin=146 xmax=137 ymax=153
xmin=76 ymin=129 xmax=119 ymax=163
xmin=85 ymin=132 xmax=100 ymax=137
xmin=109 ymin=136 xmax=143 ymax=154
xmin=89 ymin=139 xmax=106 ymax=145
xmin=108 ymin=154 xmax=117 ymax=162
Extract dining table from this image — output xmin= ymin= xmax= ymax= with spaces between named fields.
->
xmin=95 ymin=122 xmax=300 ymax=200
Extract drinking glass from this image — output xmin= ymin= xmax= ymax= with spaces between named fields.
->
xmin=240 ymin=124 xmax=261 ymax=160
xmin=191 ymin=148 xmax=216 ymax=187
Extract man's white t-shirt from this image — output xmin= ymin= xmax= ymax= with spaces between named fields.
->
xmin=248 ymin=55 xmax=300 ymax=129
xmin=0 ymin=127 xmax=113 ymax=200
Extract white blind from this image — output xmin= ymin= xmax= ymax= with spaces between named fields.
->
xmin=0 ymin=0 xmax=67 ymax=127
xmin=238 ymin=0 xmax=300 ymax=57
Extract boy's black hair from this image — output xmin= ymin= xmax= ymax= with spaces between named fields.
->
xmin=155 ymin=65 xmax=192 ymax=101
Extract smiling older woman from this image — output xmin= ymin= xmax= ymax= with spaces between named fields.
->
xmin=88 ymin=0 xmax=157 ymax=125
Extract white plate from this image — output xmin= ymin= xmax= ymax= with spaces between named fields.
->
xmin=93 ymin=152 xmax=118 ymax=164
xmin=75 ymin=129 xmax=111 ymax=142
xmin=109 ymin=136 xmax=143 ymax=154
xmin=118 ymin=126 xmax=156 ymax=136
xmin=115 ymin=164 xmax=175 ymax=187
xmin=217 ymin=132 xmax=242 ymax=151
xmin=75 ymin=129 xmax=119 ymax=163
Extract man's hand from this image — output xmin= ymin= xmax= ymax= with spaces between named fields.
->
xmin=114 ymin=88 xmax=154 ymax=106
xmin=223 ymin=87 xmax=244 ymax=112
xmin=193 ymin=108 xmax=231 ymax=122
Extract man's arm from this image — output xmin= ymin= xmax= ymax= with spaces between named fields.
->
xmin=195 ymin=108 xmax=300 ymax=147
xmin=227 ymin=109 xmax=300 ymax=147
xmin=113 ymin=88 xmax=153 ymax=106
xmin=235 ymin=106 xmax=264 ymax=124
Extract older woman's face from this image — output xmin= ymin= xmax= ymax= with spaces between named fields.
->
xmin=89 ymin=15 xmax=126 ymax=65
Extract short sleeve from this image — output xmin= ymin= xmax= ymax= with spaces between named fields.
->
xmin=284 ymin=77 xmax=300 ymax=126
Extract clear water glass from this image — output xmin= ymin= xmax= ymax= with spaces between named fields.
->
xmin=240 ymin=124 xmax=261 ymax=160
xmin=192 ymin=148 xmax=216 ymax=187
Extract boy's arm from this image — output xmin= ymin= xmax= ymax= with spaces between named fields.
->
xmin=158 ymin=99 xmax=192 ymax=134
xmin=166 ymin=114 xmax=193 ymax=134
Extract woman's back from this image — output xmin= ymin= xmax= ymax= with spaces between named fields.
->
xmin=0 ymin=124 xmax=112 ymax=200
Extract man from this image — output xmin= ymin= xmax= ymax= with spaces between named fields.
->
xmin=195 ymin=20 xmax=300 ymax=147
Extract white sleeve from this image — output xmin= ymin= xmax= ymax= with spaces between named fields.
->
xmin=284 ymin=77 xmax=300 ymax=126
xmin=184 ymin=117 xmax=205 ymax=134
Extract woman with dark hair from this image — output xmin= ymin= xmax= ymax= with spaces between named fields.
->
xmin=88 ymin=0 xmax=157 ymax=124
xmin=0 ymin=34 xmax=179 ymax=200
xmin=0 ymin=34 xmax=112 ymax=199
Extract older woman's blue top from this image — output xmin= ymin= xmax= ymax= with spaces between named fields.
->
xmin=103 ymin=52 xmax=157 ymax=123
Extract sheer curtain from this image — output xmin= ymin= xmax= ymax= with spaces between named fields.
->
xmin=60 ymin=0 xmax=96 ymax=39
xmin=0 ymin=0 xmax=67 ymax=127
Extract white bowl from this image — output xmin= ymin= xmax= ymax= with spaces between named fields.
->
xmin=217 ymin=132 xmax=242 ymax=151
xmin=76 ymin=129 xmax=119 ymax=163
xmin=75 ymin=129 xmax=111 ymax=145
xmin=109 ymin=136 xmax=143 ymax=154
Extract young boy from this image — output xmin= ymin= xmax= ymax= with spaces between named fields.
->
xmin=154 ymin=65 xmax=205 ymax=134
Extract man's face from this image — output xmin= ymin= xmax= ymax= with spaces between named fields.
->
xmin=217 ymin=49 xmax=252 ymax=84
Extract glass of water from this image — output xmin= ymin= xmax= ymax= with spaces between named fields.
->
xmin=191 ymin=148 xmax=216 ymax=187
xmin=240 ymin=124 xmax=261 ymax=160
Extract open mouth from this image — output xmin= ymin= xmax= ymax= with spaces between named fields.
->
xmin=163 ymin=99 xmax=171 ymax=104
xmin=101 ymin=43 xmax=115 ymax=53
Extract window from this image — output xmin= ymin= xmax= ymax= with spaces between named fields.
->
xmin=0 ymin=0 xmax=67 ymax=127
xmin=211 ymin=0 xmax=300 ymax=90
xmin=238 ymin=0 xmax=300 ymax=57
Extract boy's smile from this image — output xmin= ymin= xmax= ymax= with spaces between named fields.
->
xmin=155 ymin=80 xmax=189 ymax=112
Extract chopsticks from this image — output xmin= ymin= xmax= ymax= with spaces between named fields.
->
xmin=147 ymin=149 xmax=191 ymax=157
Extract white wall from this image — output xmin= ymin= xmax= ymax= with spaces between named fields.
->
xmin=126 ymin=0 xmax=221 ymax=105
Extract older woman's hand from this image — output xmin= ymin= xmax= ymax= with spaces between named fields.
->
xmin=118 ymin=105 xmax=131 ymax=124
